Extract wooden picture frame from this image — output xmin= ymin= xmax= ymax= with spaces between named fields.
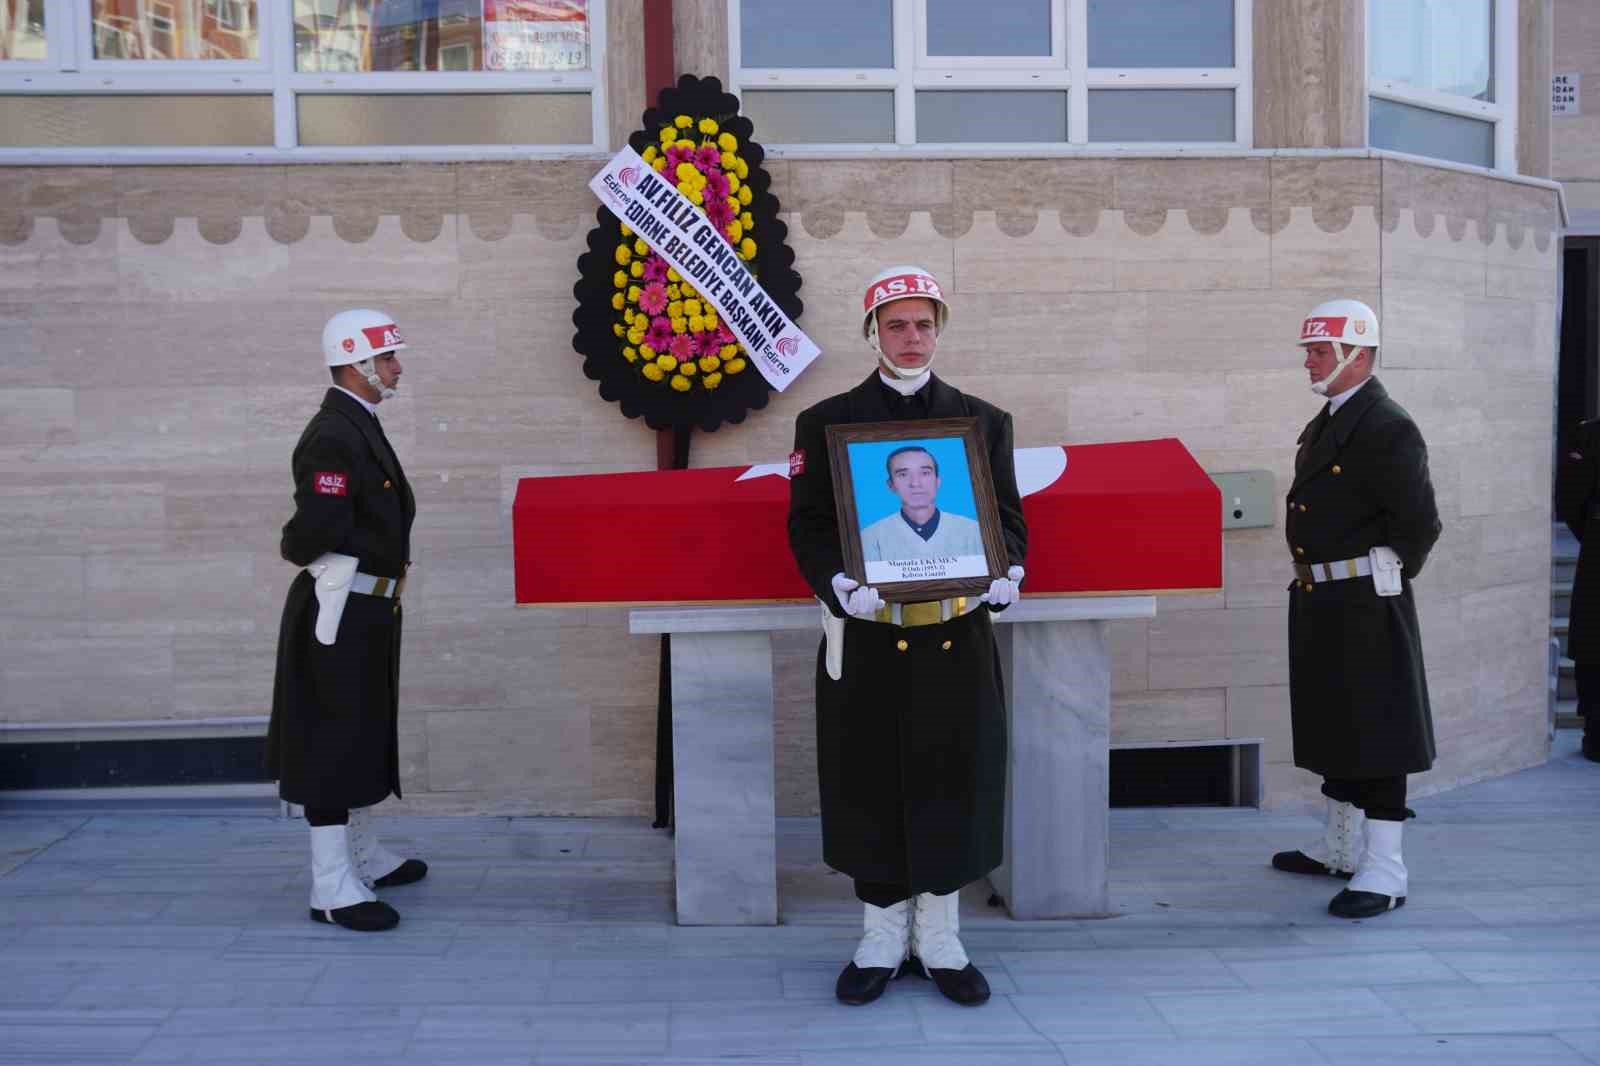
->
xmin=825 ymin=417 xmax=1008 ymax=603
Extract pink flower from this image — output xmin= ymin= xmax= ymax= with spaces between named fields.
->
xmin=692 ymin=330 xmax=722 ymax=358
xmin=716 ymin=323 xmax=736 ymax=345
xmin=642 ymin=255 xmax=668 ymax=282
xmin=638 ymin=282 xmax=668 ymax=315
xmin=705 ymin=170 xmax=730 ymax=201
xmin=665 ymin=145 xmax=693 ymax=169
xmin=645 ymin=317 xmax=673 ymax=351
xmin=669 ymin=334 xmax=694 ymax=361
xmin=705 ymin=199 xmax=734 ymax=230
xmin=696 ymin=145 xmax=722 ymax=172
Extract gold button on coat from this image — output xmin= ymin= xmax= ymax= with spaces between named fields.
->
xmin=896 ymin=639 xmax=909 ymax=652
xmin=1295 ymin=547 xmax=1305 ymax=556
xmin=941 ymin=640 xmax=953 ymax=651
xmin=384 ymin=479 xmax=392 ymax=489
xmin=1302 ymin=582 xmax=1313 ymax=591
xmin=1298 ymin=503 xmax=1308 ymax=512
xmin=1331 ymin=465 xmax=1342 ymax=475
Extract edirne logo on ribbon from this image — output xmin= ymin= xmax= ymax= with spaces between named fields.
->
xmin=589 ymin=146 xmax=820 ymax=391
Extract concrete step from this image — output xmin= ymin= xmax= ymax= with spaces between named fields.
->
xmin=1555 ymin=585 xmax=1573 ymax=619
xmin=1557 ymin=698 xmax=1584 ymax=730
xmin=1555 ymin=616 xmax=1570 ymax=658
xmin=1561 ymin=656 xmax=1579 ymax=701
xmin=1554 ymin=559 xmax=1579 ymax=585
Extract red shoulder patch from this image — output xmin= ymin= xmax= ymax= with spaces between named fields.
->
xmin=788 ymin=449 xmax=806 ymax=476
xmin=313 ymin=471 xmax=349 ymax=497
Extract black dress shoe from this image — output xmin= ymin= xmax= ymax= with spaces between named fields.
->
xmin=309 ymin=900 xmax=400 ymax=932
xmin=1271 ymin=850 xmax=1354 ymax=879
xmin=835 ymin=962 xmax=896 ymax=1005
xmin=1328 ymin=888 xmax=1404 ymax=919
xmin=373 ymin=858 xmax=428 ymax=888
xmin=927 ymin=963 xmax=990 ymax=1006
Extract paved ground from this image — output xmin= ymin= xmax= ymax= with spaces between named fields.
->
xmin=4 ymin=733 xmax=1600 ymax=1065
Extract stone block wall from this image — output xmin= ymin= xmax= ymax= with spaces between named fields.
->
xmin=0 ymin=155 xmax=1559 ymax=814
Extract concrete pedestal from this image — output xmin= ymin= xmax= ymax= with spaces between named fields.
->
xmin=631 ymin=596 xmax=1156 ymax=926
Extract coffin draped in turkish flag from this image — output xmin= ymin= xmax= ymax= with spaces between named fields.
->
xmin=513 ymin=437 xmax=1220 ymax=605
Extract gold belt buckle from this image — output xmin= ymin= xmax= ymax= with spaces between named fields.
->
xmin=370 ymin=575 xmax=391 ymax=598
xmin=900 ymin=601 xmax=942 ymax=628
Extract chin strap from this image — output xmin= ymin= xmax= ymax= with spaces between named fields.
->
xmin=356 ymin=357 xmax=398 ymax=401
xmin=1310 ymin=343 xmax=1363 ymax=396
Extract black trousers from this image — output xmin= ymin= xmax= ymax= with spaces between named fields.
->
xmin=854 ymin=880 xmax=968 ymax=907
xmin=305 ymin=807 xmax=350 ymax=827
xmin=1576 ymin=662 xmax=1600 ymax=723
xmin=1321 ymin=776 xmax=1410 ymax=822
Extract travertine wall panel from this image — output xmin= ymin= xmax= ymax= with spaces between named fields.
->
xmin=1252 ymin=0 xmax=1365 ymax=150
xmin=1553 ymin=0 xmax=1600 ymax=183
xmin=0 ymin=155 xmax=1559 ymax=817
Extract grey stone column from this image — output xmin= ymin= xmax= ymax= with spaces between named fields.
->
xmin=989 ymin=618 xmax=1113 ymax=919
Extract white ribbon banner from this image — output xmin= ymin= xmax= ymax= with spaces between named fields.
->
xmin=589 ymin=146 xmax=819 ymax=391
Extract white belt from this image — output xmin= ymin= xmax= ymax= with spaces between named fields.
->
xmin=350 ymin=571 xmax=403 ymax=599
xmin=1293 ymin=556 xmax=1371 ymax=583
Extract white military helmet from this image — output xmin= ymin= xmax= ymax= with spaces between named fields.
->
xmin=861 ymin=266 xmax=950 ymax=379
xmin=1297 ymin=298 xmax=1378 ymax=396
xmin=322 ymin=308 xmax=407 ymax=367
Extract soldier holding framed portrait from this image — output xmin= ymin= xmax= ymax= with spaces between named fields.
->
xmin=787 ymin=265 xmax=1027 ymax=1007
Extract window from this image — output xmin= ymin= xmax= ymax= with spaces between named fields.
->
xmin=0 ymin=0 xmax=606 ymax=154
xmin=730 ymin=0 xmax=1251 ymax=148
xmin=1367 ymin=0 xmax=1516 ymax=171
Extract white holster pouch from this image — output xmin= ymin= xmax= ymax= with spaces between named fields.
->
xmin=821 ymin=600 xmax=846 ymax=682
xmin=1369 ymin=546 xmax=1403 ymax=597
xmin=308 ymin=552 xmax=359 ymax=646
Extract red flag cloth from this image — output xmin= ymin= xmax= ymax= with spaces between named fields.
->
xmin=513 ymin=438 xmax=1220 ymax=605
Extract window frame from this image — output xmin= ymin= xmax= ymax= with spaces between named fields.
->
xmin=729 ymin=0 xmax=1254 ymax=152
xmin=1365 ymin=0 xmax=1517 ymax=173
xmin=0 ymin=0 xmax=609 ymax=159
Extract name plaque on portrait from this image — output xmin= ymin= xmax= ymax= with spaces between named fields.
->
xmin=826 ymin=418 xmax=1009 ymax=603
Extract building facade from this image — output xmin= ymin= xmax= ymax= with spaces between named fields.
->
xmin=0 ymin=1 xmax=1565 ymax=815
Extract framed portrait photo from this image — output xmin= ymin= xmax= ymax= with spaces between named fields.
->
xmin=825 ymin=417 xmax=1009 ymax=603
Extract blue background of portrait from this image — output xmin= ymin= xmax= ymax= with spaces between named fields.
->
xmin=847 ymin=436 xmax=976 ymax=530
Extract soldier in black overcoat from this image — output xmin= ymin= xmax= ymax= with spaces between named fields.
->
xmin=1557 ymin=416 xmax=1600 ymax=761
xmin=788 ymin=266 xmax=1027 ymax=1007
xmin=1269 ymin=299 xmax=1442 ymax=920
xmin=268 ymin=309 xmax=427 ymax=932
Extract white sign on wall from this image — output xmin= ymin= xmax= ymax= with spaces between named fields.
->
xmin=1555 ymin=72 xmax=1582 ymax=116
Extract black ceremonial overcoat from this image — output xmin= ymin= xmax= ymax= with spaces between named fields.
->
xmin=787 ymin=371 xmax=1027 ymax=892
xmin=1557 ymin=418 xmax=1600 ymax=665
xmin=1285 ymin=378 xmax=1441 ymax=779
xmin=267 ymin=388 xmax=415 ymax=809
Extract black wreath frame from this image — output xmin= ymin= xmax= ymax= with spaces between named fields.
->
xmin=571 ymin=75 xmax=804 ymax=433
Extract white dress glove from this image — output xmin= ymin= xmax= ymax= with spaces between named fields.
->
xmin=831 ymin=572 xmax=884 ymax=620
xmin=982 ymin=565 xmax=1025 ymax=606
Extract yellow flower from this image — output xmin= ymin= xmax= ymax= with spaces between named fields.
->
xmin=720 ymin=344 xmax=739 ymax=359
xmin=674 ymin=138 xmax=694 ymax=152
xmin=684 ymin=299 xmax=703 ymax=317
xmin=674 ymin=114 xmax=693 ymax=129
xmin=667 ymin=268 xmax=681 ymax=283
xmin=737 ymin=185 xmax=752 ymax=205
xmin=686 ymin=187 xmax=704 ymax=206
xmin=703 ymin=311 xmax=718 ymax=331
xmin=667 ymin=284 xmax=682 ymax=299
xmin=642 ymin=145 xmax=658 ymax=162
xmin=698 ymin=355 xmax=721 ymax=373
xmin=656 ymin=354 xmax=678 ymax=371
xmin=698 ymin=118 xmax=719 ymax=135
xmin=640 ymin=343 xmax=656 ymax=359
xmin=720 ymin=151 xmax=737 ymax=170
xmin=629 ymin=260 xmax=645 ymax=278
xmin=627 ymin=285 xmax=641 ymax=303
xmin=652 ymin=158 xmax=666 ymax=172
xmin=620 ymin=222 xmax=633 ymax=237
xmin=726 ymin=220 xmax=743 ymax=242
xmin=736 ymin=158 xmax=749 ymax=179
xmin=739 ymin=238 xmax=757 ymax=259
xmin=671 ymin=317 xmax=687 ymax=334
xmin=624 ymin=308 xmax=636 ymax=324
xmin=727 ymin=173 xmax=741 ymax=194
xmin=679 ymin=360 xmax=697 ymax=376
xmin=612 ymin=323 xmax=624 ymax=337
xmin=614 ymin=245 xmax=632 ymax=265
xmin=612 ymin=270 xmax=626 ymax=288
xmin=726 ymin=357 xmax=747 ymax=374
xmin=628 ymin=329 xmax=645 ymax=346
xmin=688 ymin=315 xmax=705 ymax=333
xmin=740 ymin=211 xmax=754 ymax=229
xmin=668 ymin=300 xmax=684 ymax=318
xmin=675 ymin=162 xmax=699 ymax=184
xmin=703 ymin=371 xmax=723 ymax=389
xmin=659 ymin=125 xmax=677 ymax=144
xmin=623 ymin=346 xmax=638 ymax=362
xmin=611 ymin=293 xmax=625 ymax=310
xmin=726 ymin=196 xmax=739 ymax=214
xmin=643 ymin=362 xmax=665 ymax=382
xmin=670 ymin=375 xmax=692 ymax=392
xmin=717 ymin=132 xmax=737 ymax=152
xmin=633 ymin=238 xmax=648 ymax=255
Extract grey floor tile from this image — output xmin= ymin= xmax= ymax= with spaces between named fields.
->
xmin=803 ymin=1050 xmax=1065 ymax=1066
xmin=0 ymin=1007 xmax=169 ymax=1061
xmin=414 ymin=1004 xmax=669 ymax=1058
xmin=1008 ymin=993 xmax=1178 ymax=1042
xmin=1220 ymin=949 xmax=1465 ymax=988
xmin=911 ymin=995 xmax=1053 ymax=1045
xmin=1054 ymin=1037 xmax=1323 ymax=1066
xmin=778 ymin=963 xmax=1020 ymax=1000
xmin=1384 ymin=981 xmax=1600 ymax=1034
xmin=669 ymin=1000 xmax=924 ymax=1055
xmin=224 ymin=927 xmax=455 ymax=958
xmin=1148 ymin=987 xmax=1419 ymax=1038
xmin=1431 ymin=949 xmax=1600 ymax=984
xmin=1557 ymin=1031 xmax=1600 ymax=1064
xmin=1003 ymin=947 xmax=1244 ymax=992
xmin=1312 ymin=1034 xmax=1594 ymax=1064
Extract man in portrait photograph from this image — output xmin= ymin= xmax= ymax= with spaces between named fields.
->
xmin=859 ymin=445 xmax=984 ymax=564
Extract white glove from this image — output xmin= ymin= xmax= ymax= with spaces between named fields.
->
xmin=982 ymin=565 xmax=1025 ymax=606
xmin=831 ymin=572 xmax=884 ymax=620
